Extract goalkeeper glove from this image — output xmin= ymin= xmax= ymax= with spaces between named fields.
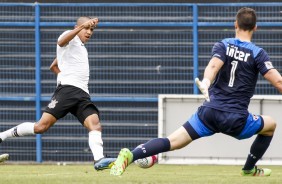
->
xmin=195 ymin=78 xmax=211 ymax=102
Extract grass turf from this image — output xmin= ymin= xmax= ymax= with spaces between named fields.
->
xmin=0 ymin=164 xmax=281 ymax=184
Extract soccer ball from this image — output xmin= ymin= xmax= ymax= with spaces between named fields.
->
xmin=134 ymin=155 xmax=158 ymax=169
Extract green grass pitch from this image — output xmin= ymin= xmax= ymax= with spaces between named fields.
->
xmin=1 ymin=164 xmax=282 ymax=184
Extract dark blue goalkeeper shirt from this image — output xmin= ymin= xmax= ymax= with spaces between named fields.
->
xmin=203 ymin=38 xmax=274 ymax=114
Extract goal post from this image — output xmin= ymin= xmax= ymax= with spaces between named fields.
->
xmin=158 ymin=94 xmax=282 ymax=165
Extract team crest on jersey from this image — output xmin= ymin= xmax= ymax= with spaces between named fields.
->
xmin=264 ymin=61 xmax=274 ymax=70
xmin=252 ymin=114 xmax=259 ymax=121
xmin=48 ymin=99 xmax=58 ymax=109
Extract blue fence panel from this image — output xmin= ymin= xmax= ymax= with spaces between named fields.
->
xmin=0 ymin=3 xmax=282 ymax=162
xmin=0 ymin=27 xmax=35 ymax=96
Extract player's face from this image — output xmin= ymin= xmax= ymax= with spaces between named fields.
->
xmin=78 ymin=25 xmax=94 ymax=43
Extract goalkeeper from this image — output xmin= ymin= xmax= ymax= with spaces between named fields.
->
xmin=111 ymin=7 xmax=282 ymax=176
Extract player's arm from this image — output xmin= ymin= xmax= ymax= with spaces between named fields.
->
xmin=203 ymin=57 xmax=224 ymax=83
xmin=49 ymin=58 xmax=60 ymax=74
xmin=263 ymin=69 xmax=282 ymax=93
xmin=195 ymin=41 xmax=225 ymax=101
xmin=57 ymin=18 xmax=98 ymax=47
xmin=195 ymin=57 xmax=224 ymax=101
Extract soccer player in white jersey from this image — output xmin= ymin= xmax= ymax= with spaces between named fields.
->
xmin=110 ymin=7 xmax=282 ymax=176
xmin=0 ymin=16 xmax=115 ymax=170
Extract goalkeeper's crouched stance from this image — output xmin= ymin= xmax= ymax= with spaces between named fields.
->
xmin=110 ymin=7 xmax=282 ymax=176
xmin=110 ymin=103 xmax=275 ymax=176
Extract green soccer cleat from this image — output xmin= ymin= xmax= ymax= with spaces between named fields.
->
xmin=110 ymin=148 xmax=133 ymax=176
xmin=0 ymin=153 xmax=9 ymax=163
xmin=241 ymin=166 xmax=271 ymax=176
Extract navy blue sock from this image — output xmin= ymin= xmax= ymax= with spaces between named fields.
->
xmin=243 ymin=135 xmax=273 ymax=170
xmin=131 ymin=138 xmax=171 ymax=162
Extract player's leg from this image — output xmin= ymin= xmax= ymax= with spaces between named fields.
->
xmin=0 ymin=112 xmax=57 ymax=143
xmin=0 ymin=84 xmax=69 ymax=160
xmin=110 ymin=129 xmax=191 ymax=176
xmin=129 ymin=110 xmax=213 ymax=160
xmin=258 ymin=115 xmax=276 ymax=136
xmin=110 ymin=123 xmax=197 ymax=176
xmin=75 ymin=101 xmax=115 ymax=171
xmin=241 ymin=114 xmax=276 ymax=176
xmin=0 ymin=122 xmax=35 ymax=143
xmin=83 ymin=114 xmax=104 ymax=161
xmin=118 ymin=126 xmax=193 ymax=168
xmin=128 ymin=126 xmax=193 ymax=161
xmin=0 ymin=113 xmax=56 ymax=163
xmin=34 ymin=113 xmax=57 ymax=133
xmin=110 ymin=107 xmax=214 ymax=176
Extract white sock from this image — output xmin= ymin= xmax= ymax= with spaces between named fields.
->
xmin=89 ymin=130 xmax=104 ymax=161
xmin=0 ymin=122 xmax=35 ymax=141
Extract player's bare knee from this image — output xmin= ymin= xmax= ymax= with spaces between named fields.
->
xmin=83 ymin=114 xmax=101 ymax=131
xmin=261 ymin=116 xmax=276 ymax=136
xmin=267 ymin=117 xmax=276 ymax=131
xmin=168 ymin=127 xmax=192 ymax=150
xmin=91 ymin=122 xmax=102 ymax=131
xmin=34 ymin=124 xmax=49 ymax=134
xmin=84 ymin=120 xmax=102 ymax=131
xmin=269 ymin=119 xmax=277 ymax=133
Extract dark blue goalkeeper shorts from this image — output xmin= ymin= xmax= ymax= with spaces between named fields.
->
xmin=183 ymin=106 xmax=264 ymax=140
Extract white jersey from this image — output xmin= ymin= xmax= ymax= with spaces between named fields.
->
xmin=56 ymin=30 xmax=90 ymax=94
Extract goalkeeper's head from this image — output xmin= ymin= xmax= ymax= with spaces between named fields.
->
xmin=235 ymin=7 xmax=257 ymax=32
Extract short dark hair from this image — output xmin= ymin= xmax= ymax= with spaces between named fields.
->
xmin=236 ymin=7 xmax=256 ymax=31
xmin=76 ymin=16 xmax=91 ymax=25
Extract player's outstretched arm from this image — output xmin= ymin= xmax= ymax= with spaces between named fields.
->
xmin=57 ymin=18 xmax=98 ymax=47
